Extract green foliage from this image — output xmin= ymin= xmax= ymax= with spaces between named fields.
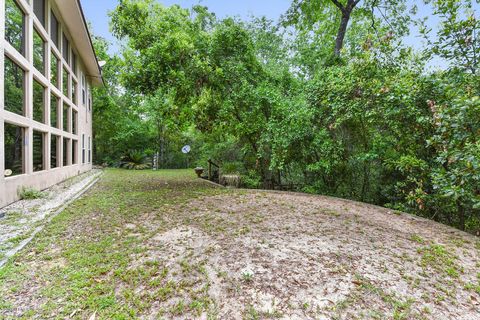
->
xmin=120 ymin=150 xmax=152 ymax=170
xmin=19 ymin=187 xmax=46 ymax=200
xmin=420 ymin=0 xmax=479 ymax=74
xmin=92 ymin=0 xmax=479 ymax=233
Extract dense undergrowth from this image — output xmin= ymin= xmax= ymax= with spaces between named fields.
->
xmin=91 ymin=0 xmax=479 ymax=232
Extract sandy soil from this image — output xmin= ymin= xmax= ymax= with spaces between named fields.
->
xmin=0 ymin=170 xmax=102 ymax=262
xmin=1 ymin=171 xmax=479 ymax=319
xmin=141 ymin=191 xmax=480 ymax=319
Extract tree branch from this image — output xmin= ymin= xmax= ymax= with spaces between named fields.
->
xmin=331 ymin=0 xmax=346 ymax=13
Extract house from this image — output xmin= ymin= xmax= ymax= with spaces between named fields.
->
xmin=1 ymin=0 xmax=102 ymax=208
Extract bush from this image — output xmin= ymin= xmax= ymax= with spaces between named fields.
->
xmin=221 ymin=161 xmax=244 ymax=174
xmin=241 ymin=170 xmax=262 ymax=189
xmin=120 ymin=150 xmax=152 ymax=170
xmin=19 ymin=187 xmax=46 ymax=200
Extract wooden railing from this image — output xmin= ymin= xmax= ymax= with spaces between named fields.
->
xmin=207 ymin=159 xmax=220 ymax=182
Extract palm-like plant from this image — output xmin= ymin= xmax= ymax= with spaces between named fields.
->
xmin=120 ymin=150 xmax=151 ymax=170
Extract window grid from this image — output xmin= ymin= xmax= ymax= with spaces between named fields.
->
xmin=2 ymin=0 xmax=93 ymax=178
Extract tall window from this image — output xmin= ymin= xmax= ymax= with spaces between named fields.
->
xmin=62 ymin=33 xmax=69 ymax=64
xmin=72 ymin=110 xmax=78 ymax=135
xmin=51 ymin=53 xmax=59 ymax=88
xmin=33 ymin=80 xmax=46 ymax=123
xmin=51 ymin=134 xmax=59 ymax=168
xmin=33 ymin=0 xmax=46 ymax=27
xmin=72 ymin=80 xmax=77 ymax=103
xmin=81 ymin=74 xmax=85 ymax=106
xmin=4 ymin=56 xmax=25 ymax=116
xmin=33 ymin=28 xmax=46 ymax=75
xmin=4 ymin=123 xmax=25 ymax=177
xmin=88 ymin=90 xmax=92 ymax=112
xmin=63 ymin=138 xmax=70 ymax=166
xmin=63 ymin=67 xmax=69 ymax=97
xmin=72 ymin=140 xmax=78 ymax=164
xmin=72 ymin=53 xmax=77 ymax=75
xmin=82 ymin=134 xmax=85 ymax=164
xmin=50 ymin=94 xmax=59 ymax=128
xmin=88 ymin=137 xmax=91 ymax=163
xmin=63 ymin=103 xmax=70 ymax=132
xmin=33 ymin=131 xmax=45 ymax=172
xmin=5 ymin=0 xmax=25 ymax=56
xmin=50 ymin=11 xmax=59 ymax=48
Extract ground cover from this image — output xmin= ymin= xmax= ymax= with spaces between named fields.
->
xmin=0 ymin=169 xmax=479 ymax=319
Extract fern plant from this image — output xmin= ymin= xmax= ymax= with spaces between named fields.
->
xmin=120 ymin=150 xmax=151 ymax=170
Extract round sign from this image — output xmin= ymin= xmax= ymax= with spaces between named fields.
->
xmin=182 ymin=145 xmax=191 ymax=154
xmin=4 ymin=169 xmax=13 ymax=177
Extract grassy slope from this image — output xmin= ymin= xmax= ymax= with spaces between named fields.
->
xmin=0 ymin=169 xmax=479 ymax=319
xmin=0 ymin=169 xmax=225 ymax=319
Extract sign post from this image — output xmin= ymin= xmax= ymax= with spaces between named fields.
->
xmin=182 ymin=145 xmax=191 ymax=168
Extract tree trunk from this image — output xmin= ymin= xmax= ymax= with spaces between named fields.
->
xmin=457 ymin=201 xmax=466 ymax=231
xmin=335 ymin=12 xmax=351 ymax=56
xmin=331 ymin=0 xmax=359 ymax=57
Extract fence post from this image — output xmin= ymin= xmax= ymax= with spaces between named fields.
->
xmin=208 ymin=159 xmax=212 ymax=181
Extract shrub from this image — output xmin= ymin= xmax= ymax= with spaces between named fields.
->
xmin=19 ymin=187 xmax=46 ymax=200
xmin=120 ymin=150 xmax=152 ymax=170
xmin=241 ymin=170 xmax=262 ymax=189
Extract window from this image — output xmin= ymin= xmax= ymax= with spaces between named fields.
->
xmin=63 ymin=103 xmax=70 ymax=132
xmin=51 ymin=134 xmax=59 ymax=168
xmin=4 ymin=122 xmax=25 ymax=176
xmin=51 ymin=53 xmax=59 ymax=88
xmin=5 ymin=0 xmax=25 ymax=56
xmin=4 ymin=56 xmax=25 ymax=116
xmin=72 ymin=80 xmax=77 ymax=103
xmin=33 ymin=28 xmax=46 ymax=75
xmin=33 ymin=131 xmax=45 ymax=172
xmin=72 ymin=52 xmax=77 ymax=75
xmin=63 ymin=67 xmax=69 ymax=97
xmin=88 ymin=90 xmax=92 ymax=112
xmin=72 ymin=110 xmax=78 ymax=135
xmin=33 ymin=80 xmax=46 ymax=123
xmin=50 ymin=94 xmax=59 ymax=128
xmin=50 ymin=11 xmax=59 ymax=48
xmin=33 ymin=0 xmax=46 ymax=27
xmin=72 ymin=140 xmax=78 ymax=164
xmin=63 ymin=137 xmax=70 ymax=166
xmin=81 ymin=74 xmax=86 ymax=106
xmin=88 ymin=137 xmax=91 ymax=163
xmin=62 ymin=33 xmax=69 ymax=64
xmin=82 ymin=134 xmax=85 ymax=164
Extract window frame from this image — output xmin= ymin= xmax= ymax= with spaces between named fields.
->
xmin=4 ymin=122 xmax=26 ymax=177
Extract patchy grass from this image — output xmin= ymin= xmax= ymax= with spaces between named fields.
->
xmin=417 ymin=244 xmax=462 ymax=278
xmin=0 ymin=169 xmax=223 ymax=319
xmin=19 ymin=187 xmax=47 ymax=200
xmin=0 ymin=169 xmax=479 ymax=319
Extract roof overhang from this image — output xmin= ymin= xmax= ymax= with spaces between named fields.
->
xmin=54 ymin=0 xmax=103 ymax=86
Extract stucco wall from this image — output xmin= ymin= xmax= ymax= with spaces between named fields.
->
xmin=1 ymin=0 xmax=97 ymax=208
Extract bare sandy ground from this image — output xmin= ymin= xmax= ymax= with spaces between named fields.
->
xmin=0 ymin=170 xmax=102 ymax=264
xmin=140 ymin=191 xmax=480 ymax=319
xmin=1 ymin=171 xmax=479 ymax=319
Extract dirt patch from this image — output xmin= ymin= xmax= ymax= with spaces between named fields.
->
xmin=163 ymin=191 xmax=480 ymax=319
xmin=1 ymin=170 xmax=479 ymax=319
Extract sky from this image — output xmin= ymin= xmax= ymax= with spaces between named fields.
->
xmin=80 ymin=0 xmax=479 ymax=69
xmin=81 ymin=0 xmax=292 ymax=54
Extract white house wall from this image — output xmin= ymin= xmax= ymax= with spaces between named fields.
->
xmin=1 ymin=0 xmax=99 ymax=208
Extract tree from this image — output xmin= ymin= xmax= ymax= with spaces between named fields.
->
xmin=283 ymin=0 xmax=412 ymax=61
xmin=420 ymin=0 xmax=479 ymax=74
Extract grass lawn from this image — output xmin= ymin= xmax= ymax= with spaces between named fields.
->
xmin=0 ymin=169 xmax=224 ymax=319
xmin=0 ymin=169 xmax=479 ymax=319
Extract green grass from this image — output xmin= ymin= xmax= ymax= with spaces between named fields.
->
xmin=19 ymin=187 xmax=47 ymax=200
xmin=417 ymin=244 xmax=462 ymax=278
xmin=0 ymin=169 xmax=224 ymax=319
